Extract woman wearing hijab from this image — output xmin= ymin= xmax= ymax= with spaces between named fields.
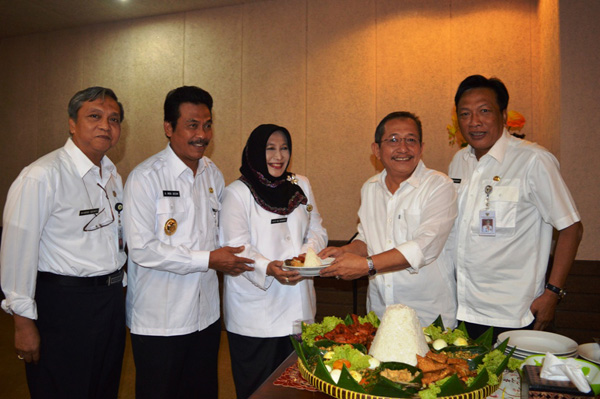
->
xmin=220 ymin=124 xmax=328 ymax=398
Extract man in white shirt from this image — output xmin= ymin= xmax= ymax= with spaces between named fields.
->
xmin=124 ymin=86 xmax=254 ymax=399
xmin=320 ymin=112 xmax=458 ymax=328
xmin=1 ymin=87 xmax=127 ymax=398
xmin=448 ymin=75 xmax=583 ymax=341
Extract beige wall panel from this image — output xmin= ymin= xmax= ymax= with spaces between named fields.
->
xmin=0 ymin=36 xmax=42 ymax=214
xmin=533 ymin=0 xmax=560 ymax=155
xmin=240 ymin=0 xmax=307 ymax=179
xmin=81 ymin=15 xmax=187 ymax=179
xmin=559 ymin=0 xmax=600 ymax=260
xmin=307 ymin=0 xmax=377 ymax=240
xmin=36 ymin=29 xmax=86 ymax=158
xmin=376 ymin=0 xmax=454 ymax=174
xmin=185 ymin=6 xmax=243 ymax=183
xmin=449 ymin=0 xmax=535 ymax=151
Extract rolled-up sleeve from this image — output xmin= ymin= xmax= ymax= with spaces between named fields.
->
xmin=1 ymin=173 xmax=51 ymax=319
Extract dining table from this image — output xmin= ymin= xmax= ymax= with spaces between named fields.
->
xmin=249 ymin=351 xmax=522 ymax=399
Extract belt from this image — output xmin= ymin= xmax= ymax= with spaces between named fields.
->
xmin=37 ymin=268 xmax=124 ymax=287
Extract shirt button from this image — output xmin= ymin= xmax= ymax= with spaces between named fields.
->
xmin=286 ymin=236 xmax=291 ymax=241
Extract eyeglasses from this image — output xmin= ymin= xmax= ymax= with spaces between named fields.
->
xmin=83 ymin=184 xmax=115 ymax=232
xmin=380 ymin=136 xmax=420 ymax=147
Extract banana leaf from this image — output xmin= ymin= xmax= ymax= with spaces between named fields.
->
xmin=456 ymin=321 xmax=469 ymax=337
xmin=465 ymin=368 xmax=490 ymax=392
xmin=437 ymin=374 xmax=466 ymax=396
xmin=495 ymin=346 xmax=516 ymax=375
xmin=496 ymin=337 xmax=509 ymax=354
xmin=290 ymin=336 xmax=308 ymax=369
xmin=369 ymin=377 xmax=420 ymax=398
xmin=431 ymin=315 xmax=445 ymax=330
xmin=337 ymin=365 xmax=367 ymax=393
xmin=473 ymin=327 xmax=494 ymax=349
xmin=313 ymin=356 xmax=336 ymax=385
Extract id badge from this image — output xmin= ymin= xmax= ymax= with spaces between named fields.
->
xmin=479 ymin=210 xmax=496 ymax=236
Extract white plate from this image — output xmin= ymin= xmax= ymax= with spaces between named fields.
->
xmin=498 ymin=330 xmax=578 ymax=355
xmin=282 ymin=257 xmax=334 ymax=276
xmin=505 ymin=345 xmax=577 ymax=357
xmin=520 ymin=354 xmax=600 ymax=396
xmin=579 ymin=343 xmax=600 ymax=364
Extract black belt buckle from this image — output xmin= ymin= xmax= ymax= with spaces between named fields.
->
xmin=106 ymin=269 xmax=124 ymax=286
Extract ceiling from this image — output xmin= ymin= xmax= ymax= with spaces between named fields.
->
xmin=0 ymin=0 xmax=264 ymax=39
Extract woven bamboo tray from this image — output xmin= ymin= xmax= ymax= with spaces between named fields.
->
xmin=297 ymin=358 xmax=500 ymax=399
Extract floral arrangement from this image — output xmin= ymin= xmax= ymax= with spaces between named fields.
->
xmin=447 ymin=107 xmax=526 ymax=147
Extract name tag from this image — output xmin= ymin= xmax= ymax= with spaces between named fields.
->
xmin=452 ymin=178 xmax=461 ymax=184
xmin=80 ymin=208 xmax=100 ymax=216
xmin=271 ymin=218 xmax=287 ymax=224
xmin=163 ymin=190 xmax=180 ymax=197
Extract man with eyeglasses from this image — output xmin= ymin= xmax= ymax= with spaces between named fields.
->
xmin=123 ymin=86 xmax=254 ymax=399
xmin=320 ymin=112 xmax=458 ymax=328
xmin=1 ymin=87 xmax=127 ymax=398
xmin=446 ymin=75 xmax=583 ymax=341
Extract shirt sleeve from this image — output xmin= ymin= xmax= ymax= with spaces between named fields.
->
xmin=396 ymin=176 xmax=458 ymax=272
xmin=219 ymin=184 xmax=273 ymax=290
xmin=526 ymin=151 xmax=580 ymax=230
xmin=123 ymin=169 xmax=210 ymax=275
xmin=298 ymin=178 xmax=328 ymax=254
xmin=1 ymin=172 xmax=52 ymax=319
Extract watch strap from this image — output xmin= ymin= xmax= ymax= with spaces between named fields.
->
xmin=545 ymin=283 xmax=566 ymax=299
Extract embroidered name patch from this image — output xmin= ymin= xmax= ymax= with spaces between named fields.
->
xmin=163 ymin=190 xmax=180 ymax=197
xmin=271 ymin=218 xmax=287 ymax=224
xmin=452 ymin=178 xmax=461 ymax=184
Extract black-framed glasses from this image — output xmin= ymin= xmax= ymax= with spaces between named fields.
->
xmin=83 ymin=184 xmax=115 ymax=232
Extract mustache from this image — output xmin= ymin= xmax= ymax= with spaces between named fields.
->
xmin=189 ymin=139 xmax=210 ymax=146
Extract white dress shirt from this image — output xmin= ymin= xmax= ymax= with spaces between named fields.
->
xmin=124 ymin=145 xmax=223 ymax=336
xmin=449 ymin=130 xmax=580 ymax=328
xmin=219 ymin=175 xmax=327 ymax=337
xmin=357 ymin=161 xmax=458 ymax=328
xmin=1 ymin=138 xmax=126 ymax=319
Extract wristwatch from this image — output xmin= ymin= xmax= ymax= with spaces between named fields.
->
xmin=545 ymin=283 xmax=566 ymax=300
xmin=366 ymin=256 xmax=377 ymax=276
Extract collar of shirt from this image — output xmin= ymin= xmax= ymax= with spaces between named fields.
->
xmin=373 ymin=160 xmax=426 ymax=194
xmin=165 ymin=144 xmax=208 ymax=180
xmin=462 ymin=128 xmax=510 ymax=165
xmin=64 ymin=138 xmax=117 ymax=184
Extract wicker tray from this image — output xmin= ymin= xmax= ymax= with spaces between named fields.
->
xmin=297 ymin=358 xmax=500 ymax=399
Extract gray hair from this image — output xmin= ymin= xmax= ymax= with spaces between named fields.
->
xmin=67 ymin=87 xmax=124 ymax=122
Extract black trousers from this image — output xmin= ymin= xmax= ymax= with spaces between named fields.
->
xmin=461 ymin=319 xmax=535 ymax=343
xmin=25 ymin=279 xmax=125 ymax=399
xmin=227 ymin=331 xmax=294 ymax=399
xmin=131 ymin=319 xmax=221 ymax=399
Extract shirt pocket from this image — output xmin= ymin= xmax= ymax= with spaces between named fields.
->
xmin=156 ymin=197 xmax=186 ymax=239
xmin=393 ymin=208 xmax=421 ymax=243
xmin=489 ymin=185 xmax=519 ymax=233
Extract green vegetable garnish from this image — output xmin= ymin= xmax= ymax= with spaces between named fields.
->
xmin=302 ymin=316 xmax=344 ymax=346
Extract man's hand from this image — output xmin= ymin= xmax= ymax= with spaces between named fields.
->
xmin=318 ymin=246 xmax=345 ymax=259
xmin=530 ymin=291 xmax=559 ymax=331
xmin=14 ymin=314 xmax=40 ymax=364
xmin=209 ymin=246 xmax=254 ymax=276
xmin=266 ymin=260 xmax=303 ymax=285
xmin=319 ymin=252 xmax=369 ymax=280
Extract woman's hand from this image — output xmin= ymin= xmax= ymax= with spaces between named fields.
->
xmin=267 ymin=260 xmax=303 ymax=285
